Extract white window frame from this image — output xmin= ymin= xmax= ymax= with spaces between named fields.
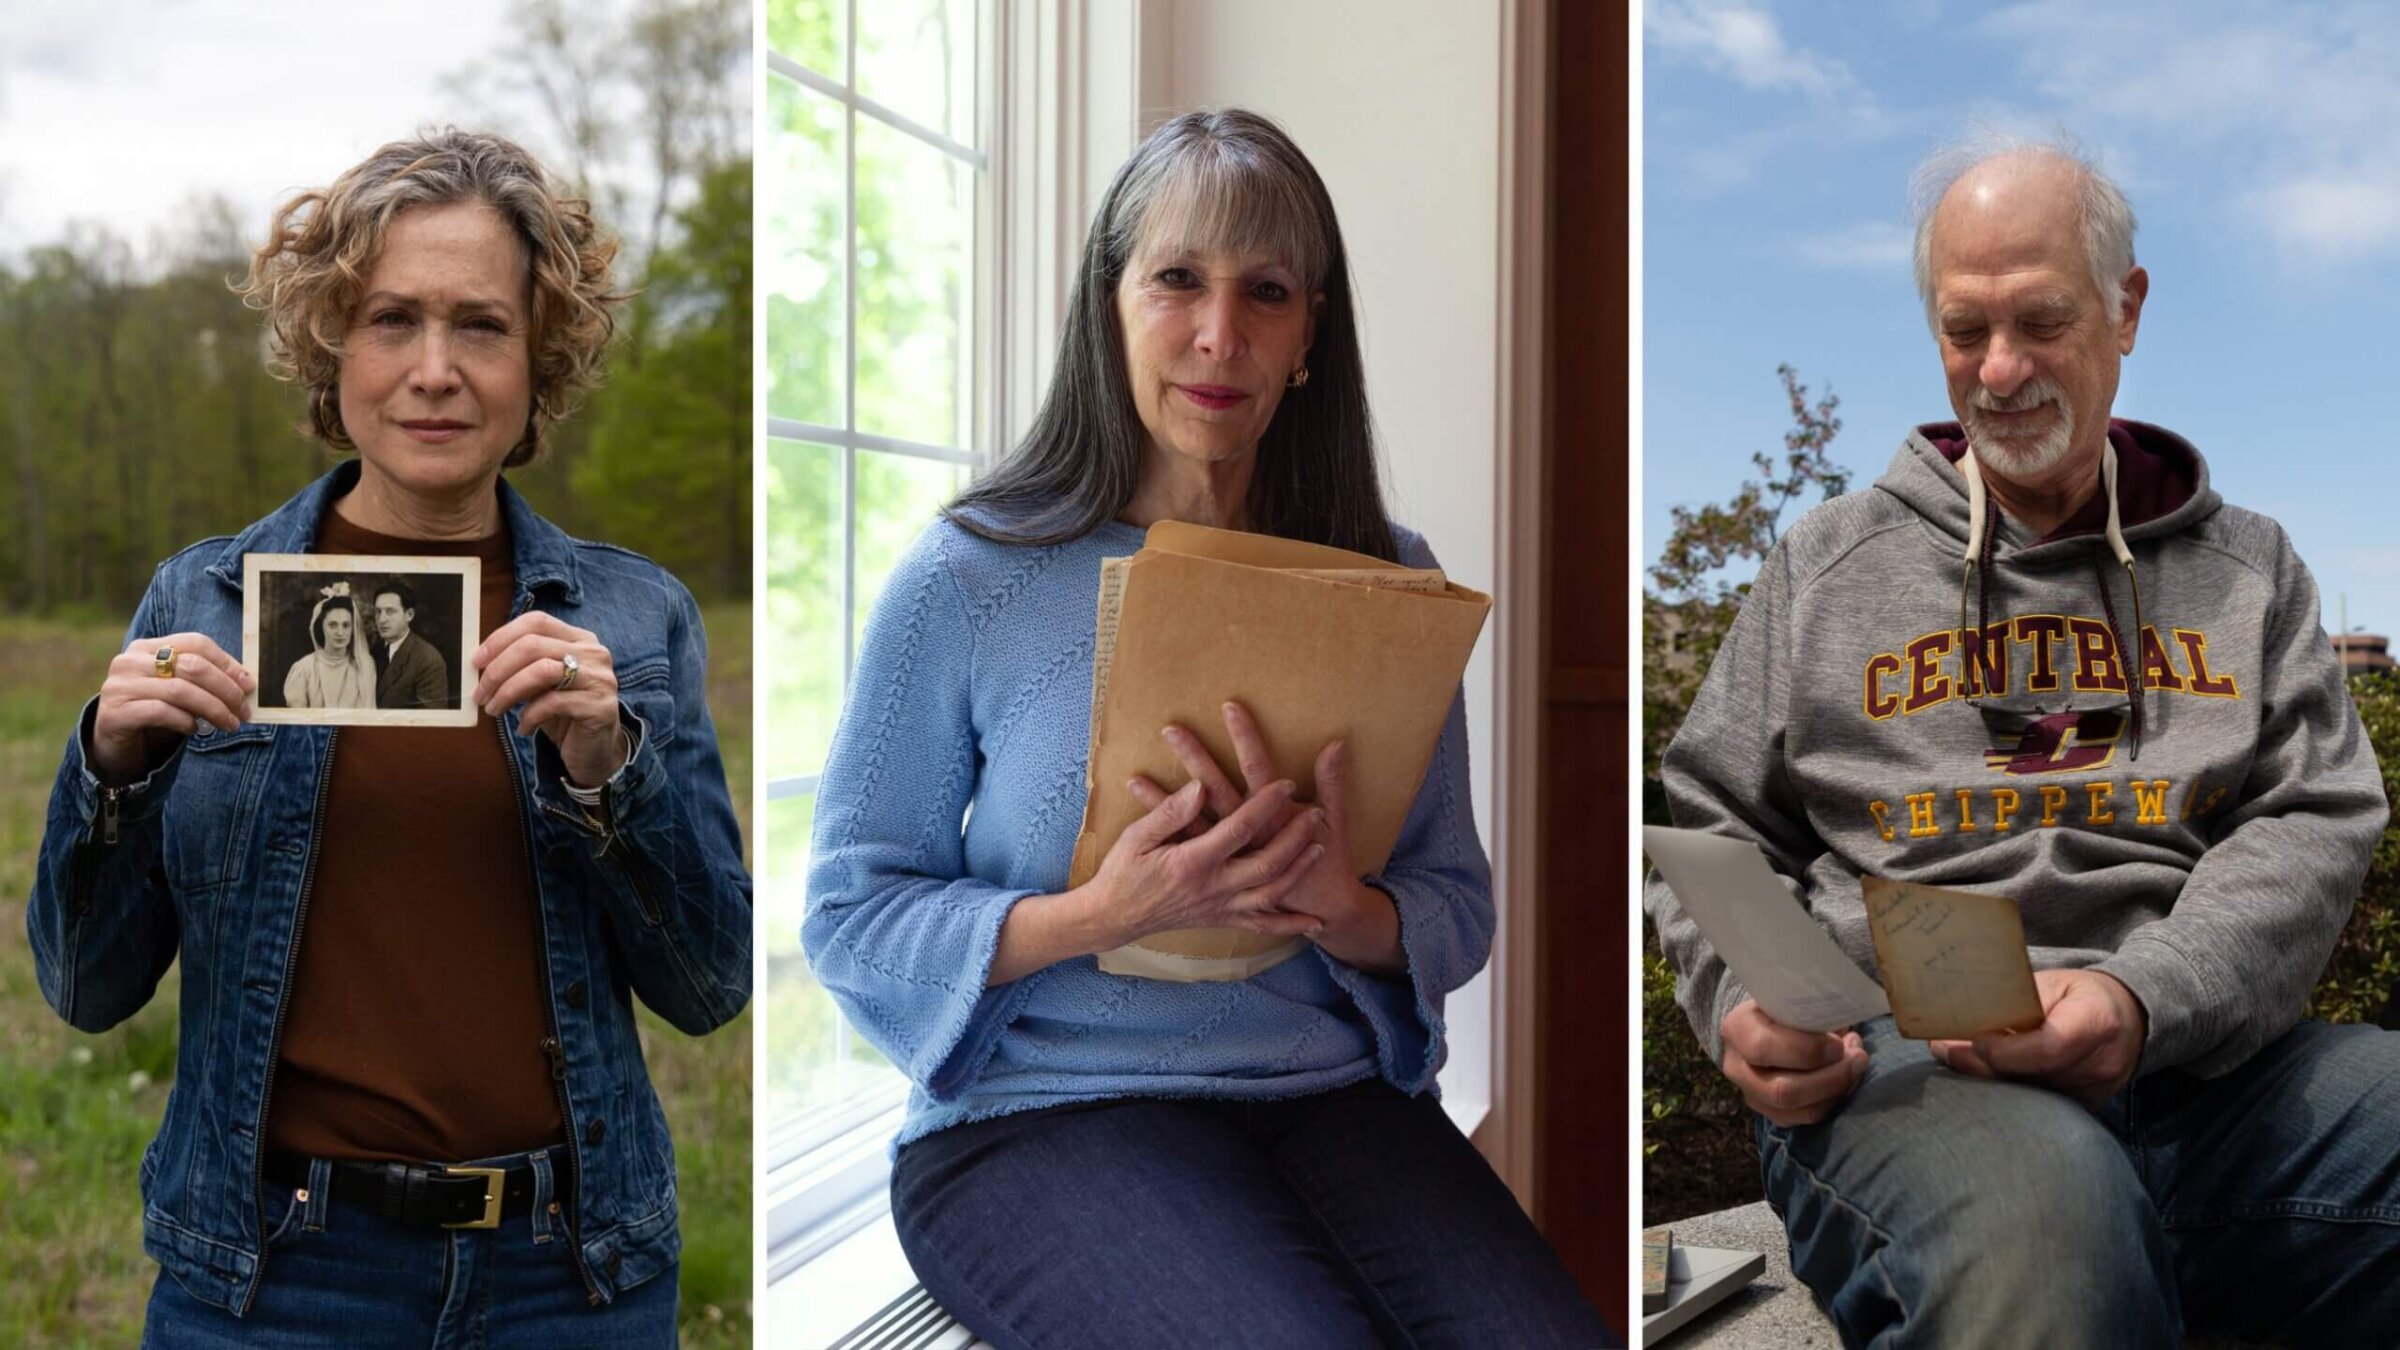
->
xmin=761 ymin=0 xmax=1002 ymax=1284
xmin=760 ymin=0 xmax=1540 ymax=1295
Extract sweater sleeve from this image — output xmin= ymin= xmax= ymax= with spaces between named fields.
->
xmin=1641 ymin=542 xmax=1827 ymax=1067
xmin=2095 ymin=533 xmax=2389 ymax=1076
xmin=1320 ymin=682 xmax=1494 ymax=1094
xmin=802 ymin=526 xmax=1040 ymax=1102
xmin=1311 ymin=530 xmax=1496 ymax=1094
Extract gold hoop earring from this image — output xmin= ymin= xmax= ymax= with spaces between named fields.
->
xmin=1286 ymin=366 xmax=1310 ymax=389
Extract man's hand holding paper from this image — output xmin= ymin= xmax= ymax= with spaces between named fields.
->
xmin=1718 ymin=1001 xmax=1868 ymax=1128
xmin=1929 ymin=968 xmax=2147 ymax=1108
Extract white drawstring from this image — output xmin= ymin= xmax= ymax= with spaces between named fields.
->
xmin=1961 ymin=447 xmax=1988 ymax=563
xmin=2100 ymin=439 xmax=2133 ymax=567
xmin=1957 ymin=441 xmax=2131 ymax=565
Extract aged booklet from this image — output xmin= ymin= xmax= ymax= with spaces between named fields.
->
xmin=1073 ymin=522 xmax=1490 ymax=981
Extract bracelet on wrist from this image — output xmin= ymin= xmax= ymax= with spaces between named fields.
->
xmin=562 ymin=724 xmax=635 ymax=803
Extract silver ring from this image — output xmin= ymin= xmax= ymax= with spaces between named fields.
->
xmin=556 ymin=650 xmax=581 ymax=692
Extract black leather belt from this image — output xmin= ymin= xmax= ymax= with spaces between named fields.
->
xmin=265 ymin=1151 xmax=557 ymax=1230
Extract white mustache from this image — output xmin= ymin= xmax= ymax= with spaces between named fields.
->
xmin=1968 ymin=378 xmax=2066 ymax=414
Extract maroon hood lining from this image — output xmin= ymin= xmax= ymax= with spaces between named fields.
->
xmin=1922 ymin=418 xmax=2202 ymax=544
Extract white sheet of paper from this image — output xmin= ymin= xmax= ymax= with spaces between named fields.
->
xmin=1643 ymin=826 xmax=1890 ymax=1032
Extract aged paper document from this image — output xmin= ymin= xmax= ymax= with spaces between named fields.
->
xmin=1074 ymin=523 xmax=1490 ymax=981
xmin=1642 ymin=827 xmax=1890 ymax=1032
xmin=1861 ymin=876 xmax=2044 ymax=1041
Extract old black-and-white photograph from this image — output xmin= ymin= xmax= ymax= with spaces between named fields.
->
xmin=243 ymin=554 xmax=479 ymax=727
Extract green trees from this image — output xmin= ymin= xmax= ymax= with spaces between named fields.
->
xmin=0 ymin=0 xmax=751 ymax=616
xmin=0 ymin=217 xmax=305 ymax=615
xmin=571 ymin=158 xmax=754 ymax=600
xmin=1641 ymin=364 xmax=1847 ymax=777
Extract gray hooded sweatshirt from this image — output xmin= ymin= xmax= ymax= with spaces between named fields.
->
xmin=1646 ymin=419 xmax=2389 ymax=1078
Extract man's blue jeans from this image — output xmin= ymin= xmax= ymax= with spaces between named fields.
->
xmin=139 ymin=1148 xmax=678 ymax=1348
xmin=891 ymin=1078 xmax=1618 ymax=1348
xmin=1761 ymin=1016 xmax=2400 ymax=1348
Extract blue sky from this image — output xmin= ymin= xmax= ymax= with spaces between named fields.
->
xmin=1644 ymin=0 xmax=2400 ymax=642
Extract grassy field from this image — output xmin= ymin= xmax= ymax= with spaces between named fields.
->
xmin=0 ymin=608 xmax=752 ymax=1347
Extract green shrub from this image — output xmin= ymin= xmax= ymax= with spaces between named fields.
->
xmin=2308 ymin=672 xmax=2400 ymax=1026
xmin=1641 ymin=927 xmax=1740 ymax=1157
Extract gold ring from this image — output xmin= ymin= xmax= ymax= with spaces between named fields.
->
xmin=153 ymin=645 xmax=177 ymax=680
xmin=556 ymin=650 xmax=581 ymax=692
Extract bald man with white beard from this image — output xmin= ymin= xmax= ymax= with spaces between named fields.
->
xmin=1645 ymin=136 xmax=2397 ymax=1347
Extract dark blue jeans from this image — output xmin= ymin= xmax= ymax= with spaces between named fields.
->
xmin=1762 ymin=1017 xmax=2400 ymax=1349
xmin=892 ymin=1078 xmax=1616 ymax=1349
xmin=140 ymin=1149 xmax=678 ymax=1348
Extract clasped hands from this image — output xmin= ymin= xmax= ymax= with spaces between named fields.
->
xmin=1089 ymin=700 xmax=1402 ymax=975
xmin=1719 ymin=968 xmax=2148 ymax=1127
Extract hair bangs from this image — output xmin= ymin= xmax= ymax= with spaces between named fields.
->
xmin=1116 ymin=138 xmax=1328 ymax=290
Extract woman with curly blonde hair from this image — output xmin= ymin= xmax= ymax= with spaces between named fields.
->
xmin=26 ymin=129 xmax=749 ymax=1346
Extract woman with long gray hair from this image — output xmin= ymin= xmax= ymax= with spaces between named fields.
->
xmin=805 ymin=109 xmax=1610 ymax=1347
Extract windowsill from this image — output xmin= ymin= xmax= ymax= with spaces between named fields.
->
xmin=762 ymin=1211 xmax=922 ymax=1348
xmin=764 ymin=1090 xmax=1498 ymax=1343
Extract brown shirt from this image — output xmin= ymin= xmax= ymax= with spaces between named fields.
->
xmin=264 ymin=506 xmax=566 ymax=1162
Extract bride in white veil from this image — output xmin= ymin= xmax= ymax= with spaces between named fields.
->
xmin=282 ymin=582 xmax=378 ymax=709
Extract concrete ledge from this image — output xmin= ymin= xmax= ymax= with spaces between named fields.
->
xmin=1651 ymin=1202 xmax=1835 ymax=1348
xmin=1655 ymin=1202 xmax=2247 ymax=1348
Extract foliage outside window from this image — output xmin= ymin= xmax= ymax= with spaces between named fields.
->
xmin=761 ymin=0 xmax=985 ymax=1251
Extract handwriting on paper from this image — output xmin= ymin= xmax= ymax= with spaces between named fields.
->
xmin=1861 ymin=876 xmax=2044 ymax=1041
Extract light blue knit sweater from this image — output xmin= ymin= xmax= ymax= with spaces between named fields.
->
xmin=803 ymin=511 xmax=1493 ymax=1151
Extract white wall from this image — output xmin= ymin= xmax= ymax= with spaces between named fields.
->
xmin=1137 ymin=0 xmax=1510 ymax=1121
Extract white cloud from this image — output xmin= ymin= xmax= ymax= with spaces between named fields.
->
xmin=1646 ymin=0 xmax=1853 ymax=97
xmin=0 ymin=2 xmax=574 ymax=263
xmin=2247 ymin=176 xmax=2400 ymax=258
xmin=1790 ymin=220 xmax=1913 ymax=270
xmin=1974 ymin=1 xmax=2400 ymax=260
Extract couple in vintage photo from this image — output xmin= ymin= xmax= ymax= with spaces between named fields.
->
xmin=280 ymin=578 xmax=445 ymax=711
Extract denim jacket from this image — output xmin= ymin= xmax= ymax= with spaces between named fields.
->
xmin=26 ymin=461 xmax=751 ymax=1315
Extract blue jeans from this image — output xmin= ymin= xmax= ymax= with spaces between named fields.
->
xmin=140 ymin=1150 xmax=678 ymax=1348
xmin=890 ymin=1078 xmax=1616 ymax=1349
xmin=1761 ymin=1017 xmax=2400 ymax=1348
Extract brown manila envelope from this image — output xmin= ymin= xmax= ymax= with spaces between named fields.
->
xmin=1860 ymin=876 xmax=2046 ymax=1040
xmin=1071 ymin=521 xmax=1491 ymax=981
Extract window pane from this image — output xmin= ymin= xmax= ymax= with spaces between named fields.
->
xmin=763 ymin=792 xmax=900 ymax=1124
xmin=855 ymin=0 xmax=976 ymax=145
xmin=764 ymin=79 xmax=844 ymax=427
xmin=765 ymin=0 xmax=842 ymax=80
xmin=764 ymin=440 xmax=844 ymax=782
xmin=854 ymin=116 xmax=972 ymax=448
xmin=854 ymin=451 xmax=969 ymax=651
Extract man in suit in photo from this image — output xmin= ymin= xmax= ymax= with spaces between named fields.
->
xmin=372 ymin=582 xmax=448 ymax=710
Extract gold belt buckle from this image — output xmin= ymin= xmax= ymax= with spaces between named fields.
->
xmin=442 ymin=1166 xmax=507 ymax=1229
